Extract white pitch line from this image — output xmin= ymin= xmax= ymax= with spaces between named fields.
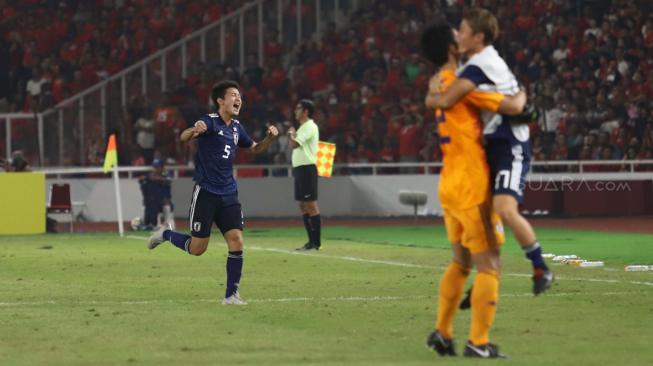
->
xmin=125 ymin=235 xmax=147 ymax=241
xmin=124 ymin=236 xmax=653 ymax=287
xmin=251 ymin=246 xmax=429 ymax=269
xmin=0 ymin=291 xmax=646 ymax=308
xmin=247 ymin=246 xmax=653 ymax=287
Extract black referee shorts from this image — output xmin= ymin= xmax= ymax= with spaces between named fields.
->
xmin=188 ymin=185 xmax=243 ymax=238
xmin=293 ymin=164 xmax=318 ymax=201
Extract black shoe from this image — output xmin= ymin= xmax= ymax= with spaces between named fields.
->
xmin=296 ymin=242 xmax=320 ymax=251
xmin=463 ymin=341 xmax=507 ymax=358
xmin=533 ymin=268 xmax=554 ymax=295
xmin=426 ymin=330 xmax=456 ymax=356
xmin=459 ymin=286 xmax=472 ymax=310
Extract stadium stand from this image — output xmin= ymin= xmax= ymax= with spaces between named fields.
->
xmin=1 ymin=0 xmax=651 ymax=169
xmin=0 ymin=0 xmax=243 ymax=111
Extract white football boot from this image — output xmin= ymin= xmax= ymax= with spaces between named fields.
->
xmin=222 ymin=292 xmax=248 ymax=305
xmin=147 ymin=223 xmax=171 ymax=250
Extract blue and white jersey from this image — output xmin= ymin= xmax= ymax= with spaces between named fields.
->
xmin=193 ymin=113 xmax=254 ymax=195
xmin=457 ymin=45 xmax=529 ymax=143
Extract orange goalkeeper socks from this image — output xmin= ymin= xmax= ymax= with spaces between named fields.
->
xmin=469 ymin=270 xmax=499 ymax=345
xmin=435 ymin=261 xmax=470 ymax=339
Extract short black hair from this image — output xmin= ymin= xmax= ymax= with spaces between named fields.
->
xmin=298 ymin=99 xmax=315 ymax=118
xmin=420 ymin=20 xmax=456 ymax=68
xmin=211 ymin=80 xmax=240 ymax=104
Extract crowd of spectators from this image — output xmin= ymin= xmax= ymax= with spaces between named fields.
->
xmin=1 ymin=0 xmax=652 ymax=171
xmin=500 ymin=0 xmax=653 ymax=170
xmin=0 ymin=0 xmax=241 ymax=112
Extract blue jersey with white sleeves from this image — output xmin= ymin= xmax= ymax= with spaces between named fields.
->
xmin=458 ymin=47 xmax=532 ymax=200
xmin=193 ymin=113 xmax=254 ymax=195
xmin=457 ymin=45 xmax=528 ymax=144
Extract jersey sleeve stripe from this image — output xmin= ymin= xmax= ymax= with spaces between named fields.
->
xmin=459 ymin=65 xmax=494 ymax=86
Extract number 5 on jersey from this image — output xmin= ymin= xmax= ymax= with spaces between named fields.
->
xmin=222 ymin=145 xmax=231 ymax=159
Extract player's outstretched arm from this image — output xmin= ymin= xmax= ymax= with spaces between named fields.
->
xmin=425 ymin=76 xmax=476 ymax=109
xmin=498 ymin=90 xmax=526 ymax=115
xmin=465 ymin=88 xmax=528 ymax=120
xmin=249 ymin=125 xmax=279 ymax=154
xmin=180 ymin=120 xmax=207 ymax=142
xmin=503 ymin=102 xmax=539 ymax=124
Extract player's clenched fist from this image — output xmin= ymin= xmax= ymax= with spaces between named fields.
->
xmin=188 ymin=120 xmax=208 ymax=139
xmin=266 ymin=125 xmax=279 ymax=138
xmin=194 ymin=120 xmax=208 ymax=133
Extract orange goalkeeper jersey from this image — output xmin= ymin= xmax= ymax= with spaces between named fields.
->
xmin=436 ymin=68 xmax=505 ymax=210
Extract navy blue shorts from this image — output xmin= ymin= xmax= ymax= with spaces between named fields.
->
xmin=486 ymin=139 xmax=531 ymax=203
xmin=188 ymin=186 xmax=243 ymax=237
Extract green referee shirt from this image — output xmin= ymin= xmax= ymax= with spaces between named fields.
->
xmin=291 ymin=119 xmax=319 ymax=168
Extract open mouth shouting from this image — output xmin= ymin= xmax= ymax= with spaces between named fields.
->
xmin=232 ymin=102 xmax=241 ymax=115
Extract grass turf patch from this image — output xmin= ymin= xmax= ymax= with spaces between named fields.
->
xmin=1 ymin=227 xmax=652 ymax=365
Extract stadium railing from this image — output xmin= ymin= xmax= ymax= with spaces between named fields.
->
xmin=1 ymin=0 xmax=369 ymax=167
xmin=0 ymin=113 xmax=43 ymax=164
xmin=31 ymin=160 xmax=653 ymax=179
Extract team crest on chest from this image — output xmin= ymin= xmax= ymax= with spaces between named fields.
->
xmin=233 ymin=127 xmax=239 ymax=145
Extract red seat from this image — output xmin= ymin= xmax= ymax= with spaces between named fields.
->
xmin=47 ymin=183 xmax=74 ymax=232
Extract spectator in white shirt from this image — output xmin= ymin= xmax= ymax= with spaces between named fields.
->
xmin=26 ymin=68 xmax=46 ymax=99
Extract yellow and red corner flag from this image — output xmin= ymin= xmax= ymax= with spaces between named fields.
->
xmin=316 ymin=141 xmax=336 ymax=177
xmin=103 ymin=134 xmax=118 ymax=173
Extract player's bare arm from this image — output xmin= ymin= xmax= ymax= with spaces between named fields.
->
xmin=249 ymin=125 xmax=279 ymax=154
xmin=180 ymin=120 xmax=208 ymax=142
xmin=425 ymin=76 xmax=476 ymax=109
xmin=497 ymin=90 xmax=526 ymax=115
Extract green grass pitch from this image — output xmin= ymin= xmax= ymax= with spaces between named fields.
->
xmin=1 ymin=224 xmax=652 ymax=365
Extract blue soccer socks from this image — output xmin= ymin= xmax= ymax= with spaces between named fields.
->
xmin=164 ymin=229 xmax=192 ymax=253
xmin=524 ymin=241 xmax=548 ymax=270
xmin=225 ymin=251 xmax=243 ymax=298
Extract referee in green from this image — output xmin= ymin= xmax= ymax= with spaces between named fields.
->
xmin=288 ymin=99 xmax=322 ymax=250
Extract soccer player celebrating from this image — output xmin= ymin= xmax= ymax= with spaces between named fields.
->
xmin=148 ymin=80 xmax=279 ymax=305
xmin=428 ymin=8 xmax=554 ymax=296
xmin=422 ymin=20 xmax=527 ymax=358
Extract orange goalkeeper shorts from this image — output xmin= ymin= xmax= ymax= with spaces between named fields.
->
xmin=443 ymin=201 xmax=505 ymax=254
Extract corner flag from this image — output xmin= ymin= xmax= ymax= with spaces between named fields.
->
xmin=102 ymin=133 xmax=124 ymax=236
xmin=103 ymin=134 xmax=118 ymax=173
xmin=316 ymin=141 xmax=336 ymax=177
